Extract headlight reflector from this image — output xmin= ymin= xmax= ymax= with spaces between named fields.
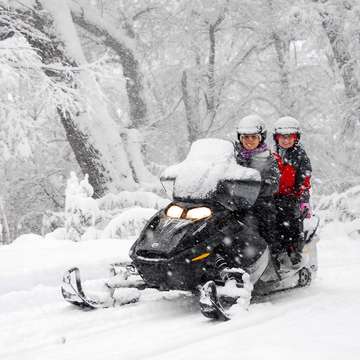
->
xmin=186 ymin=207 xmax=212 ymax=220
xmin=166 ymin=205 xmax=183 ymax=218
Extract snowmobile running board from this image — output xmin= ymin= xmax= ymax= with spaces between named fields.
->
xmin=198 ymin=267 xmax=313 ymax=321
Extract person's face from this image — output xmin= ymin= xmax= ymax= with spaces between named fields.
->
xmin=240 ymin=134 xmax=261 ymax=150
xmin=276 ymin=134 xmax=297 ymax=149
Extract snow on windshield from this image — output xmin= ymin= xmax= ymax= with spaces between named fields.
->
xmin=161 ymin=138 xmax=260 ymax=199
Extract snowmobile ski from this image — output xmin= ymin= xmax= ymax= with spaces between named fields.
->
xmin=62 ymin=267 xmax=114 ymax=309
xmin=199 ymin=281 xmax=230 ymax=321
xmin=61 ymin=267 xmax=140 ymax=309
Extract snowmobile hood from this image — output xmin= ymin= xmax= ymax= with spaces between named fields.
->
xmin=131 ymin=205 xmax=221 ymax=260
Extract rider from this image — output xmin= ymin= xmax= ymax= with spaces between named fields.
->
xmin=234 ymin=114 xmax=280 ymax=247
xmin=200 ymin=116 xmax=280 ymax=317
xmin=214 ymin=114 xmax=280 ymax=282
xmin=272 ymin=116 xmax=312 ymax=267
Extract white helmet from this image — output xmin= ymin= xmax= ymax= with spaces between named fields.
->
xmin=273 ymin=116 xmax=301 ymax=138
xmin=236 ymin=114 xmax=267 ymax=142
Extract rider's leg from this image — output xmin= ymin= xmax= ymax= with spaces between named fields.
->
xmin=252 ymin=196 xmax=283 ymax=267
xmin=275 ymin=196 xmax=304 ymax=266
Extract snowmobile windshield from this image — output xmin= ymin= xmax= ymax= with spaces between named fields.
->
xmin=215 ymin=179 xmax=260 ymax=211
xmin=160 ymin=138 xmax=261 ymax=210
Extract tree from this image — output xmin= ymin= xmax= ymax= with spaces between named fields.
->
xmin=0 ymin=0 xmax=159 ymax=237
xmin=1 ymin=0 xmax=161 ymax=196
xmin=314 ymin=0 xmax=360 ymax=141
xmin=68 ymin=0 xmax=159 ymax=185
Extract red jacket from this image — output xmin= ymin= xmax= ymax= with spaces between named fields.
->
xmin=273 ymin=144 xmax=312 ymax=202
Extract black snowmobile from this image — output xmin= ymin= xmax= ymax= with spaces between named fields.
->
xmin=61 ymin=139 xmax=319 ymax=320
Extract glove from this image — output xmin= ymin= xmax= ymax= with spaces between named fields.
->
xmin=300 ymin=202 xmax=312 ymax=218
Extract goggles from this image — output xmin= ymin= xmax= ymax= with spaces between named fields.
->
xmin=239 ymin=134 xmax=261 ymax=142
xmin=275 ymin=133 xmax=298 ymax=142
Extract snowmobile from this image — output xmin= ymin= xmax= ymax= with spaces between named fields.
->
xmin=61 ymin=139 xmax=319 ymax=320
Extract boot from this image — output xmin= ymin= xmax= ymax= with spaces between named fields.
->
xmin=287 ymin=244 xmax=303 ymax=269
xmin=215 ymin=253 xmax=244 ymax=284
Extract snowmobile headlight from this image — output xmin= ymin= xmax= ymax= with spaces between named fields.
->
xmin=166 ymin=205 xmax=184 ymax=218
xmin=186 ymin=207 xmax=212 ymax=220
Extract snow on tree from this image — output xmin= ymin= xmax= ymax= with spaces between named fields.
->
xmin=39 ymin=0 xmax=140 ymax=195
xmin=314 ymin=0 xmax=360 ymax=170
xmin=0 ymin=24 xmax=76 ymax=160
xmin=1 ymin=0 xmax=160 ymax=198
xmin=67 ymin=0 xmax=160 ymax=186
xmin=0 ymin=8 xmax=81 ymax=239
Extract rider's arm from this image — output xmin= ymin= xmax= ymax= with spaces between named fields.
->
xmin=295 ymin=150 xmax=312 ymax=202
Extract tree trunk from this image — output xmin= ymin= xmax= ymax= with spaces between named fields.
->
xmin=205 ymin=16 xmax=224 ymax=129
xmin=3 ymin=4 xmax=126 ymax=196
xmin=0 ymin=198 xmax=11 ymax=244
xmin=272 ymin=33 xmax=294 ymax=116
xmin=58 ymin=109 xmax=111 ymax=197
xmin=207 ymin=23 xmax=216 ymax=117
xmin=70 ymin=6 xmax=159 ymax=188
xmin=39 ymin=1 xmax=138 ymax=193
xmin=315 ymin=2 xmax=360 ymax=171
xmin=181 ymin=70 xmax=199 ymax=144
xmin=319 ymin=10 xmax=360 ymax=138
xmin=70 ymin=11 xmax=148 ymax=129
xmin=267 ymin=0 xmax=294 ymax=116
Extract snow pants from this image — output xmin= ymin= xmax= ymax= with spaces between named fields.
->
xmin=274 ymin=195 xmax=304 ymax=252
xmin=251 ymin=196 xmax=278 ymax=250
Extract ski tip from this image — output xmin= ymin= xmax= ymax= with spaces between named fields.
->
xmin=200 ymin=303 xmax=231 ymax=321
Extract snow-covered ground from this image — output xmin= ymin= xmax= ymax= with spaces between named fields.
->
xmin=1 ymin=220 xmax=359 ymax=360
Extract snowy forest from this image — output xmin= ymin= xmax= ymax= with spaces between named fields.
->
xmin=0 ymin=0 xmax=359 ymax=242
xmin=1 ymin=0 xmax=360 ymax=358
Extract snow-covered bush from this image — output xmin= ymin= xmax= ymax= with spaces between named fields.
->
xmin=41 ymin=175 xmax=169 ymax=241
xmin=102 ymin=208 xmax=158 ymax=239
xmin=41 ymin=211 xmax=65 ymax=235
xmin=13 ymin=233 xmax=44 ymax=244
xmin=44 ymin=227 xmax=66 ymax=241
xmin=98 ymin=191 xmax=170 ymax=213
xmin=65 ymin=172 xmax=100 ymax=241
xmin=17 ymin=212 xmax=45 ymax=235
xmin=317 ymin=185 xmax=360 ymax=239
xmin=317 ymin=186 xmax=360 ymax=222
